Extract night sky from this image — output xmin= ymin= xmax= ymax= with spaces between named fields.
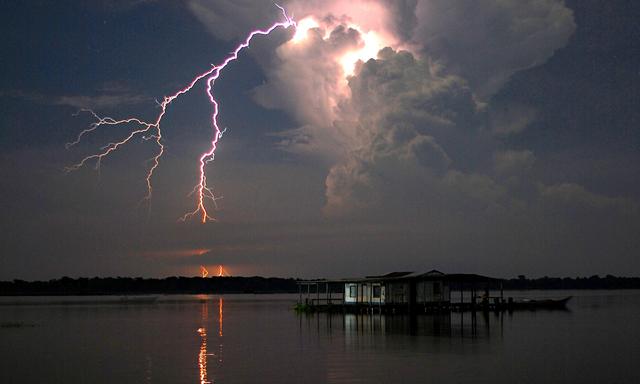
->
xmin=1 ymin=0 xmax=638 ymax=280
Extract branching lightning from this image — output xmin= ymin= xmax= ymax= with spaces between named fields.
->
xmin=217 ymin=265 xmax=229 ymax=277
xmin=66 ymin=5 xmax=296 ymax=222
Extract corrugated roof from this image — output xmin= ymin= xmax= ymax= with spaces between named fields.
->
xmin=297 ymin=270 xmax=502 ymax=285
xmin=365 ymin=271 xmax=413 ymax=278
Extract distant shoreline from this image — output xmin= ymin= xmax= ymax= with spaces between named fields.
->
xmin=0 ymin=276 xmax=298 ymax=296
xmin=2 ymin=275 xmax=640 ymax=296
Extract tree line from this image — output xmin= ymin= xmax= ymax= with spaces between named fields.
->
xmin=1 ymin=274 xmax=639 ymax=296
xmin=0 ymin=276 xmax=299 ymax=295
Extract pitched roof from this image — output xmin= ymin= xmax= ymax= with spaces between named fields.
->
xmin=297 ymin=270 xmax=502 ymax=284
xmin=365 ymin=271 xmax=413 ymax=278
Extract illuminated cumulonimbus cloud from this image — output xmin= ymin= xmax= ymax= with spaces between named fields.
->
xmin=205 ymin=0 xmax=575 ymax=216
xmin=68 ymin=0 xmax=578 ymax=222
xmin=251 ymin=2 xmax=402 ymax=161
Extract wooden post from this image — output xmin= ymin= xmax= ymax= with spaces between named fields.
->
xmin=325 ymin=282 xmax=329 ymax=305
xmin=349 ymin=283 xmax=360 ymax=305
xmin=298 ymin=283 xmax=302 ymax=304
xmin=471 ymin=287 xmax=476 ymax=311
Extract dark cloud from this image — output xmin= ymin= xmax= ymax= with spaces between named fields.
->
xmin=1 ymin=88 xmax=151 ymax=110
xmin=413 ymin=0 xmax=576 ymax=98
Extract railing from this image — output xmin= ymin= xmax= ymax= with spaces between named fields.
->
xmin=306 ymin=297 xmax=344 ymax=306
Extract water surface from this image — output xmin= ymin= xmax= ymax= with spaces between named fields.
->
xmin=1 ymin=290 xmax=639 ymax=383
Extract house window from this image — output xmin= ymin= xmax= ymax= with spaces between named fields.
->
xmin=349 ymin=285 xmax=357 ymax=298
xmin=433 ymin=282 xmax=441 ymax=295
xmin=373 ymin=285 xmax=381 ymax=298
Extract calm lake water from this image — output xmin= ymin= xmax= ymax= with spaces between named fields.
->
xmin=1 ymin=290 xmax=639 ymax=383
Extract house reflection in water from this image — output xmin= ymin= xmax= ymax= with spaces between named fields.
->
xmin=197 ymin=297 xmax=224 ymax=384
xmin=301 ymin=309 xmax=505 ymax=342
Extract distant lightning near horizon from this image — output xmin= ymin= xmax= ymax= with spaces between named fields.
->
xmin=66 ymin=5 xmax=296 ymax=223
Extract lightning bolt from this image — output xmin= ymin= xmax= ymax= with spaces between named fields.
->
xmin=66 ymin=5 xmax=296 ymax=222
xmin=217 ymin=265 xmax=228 ymax=277
xmin=200 ymin=265 xmax=209 ymax=278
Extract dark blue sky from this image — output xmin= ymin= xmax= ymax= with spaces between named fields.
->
xmin=1 ymin=0 xmax=638 ymax=280
xmin=496 ymin=0 xmax=640 ymax=198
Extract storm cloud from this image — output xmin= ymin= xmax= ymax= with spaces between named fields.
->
xmin=204 ymin=0 xmax=638 ymax=275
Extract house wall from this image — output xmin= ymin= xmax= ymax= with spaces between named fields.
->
xmin=345 ymin=283 xmax=358 ymax=303
xmin=416 ymin=280 xmax=450 ymax=303
xmin=370 ymin=283 xmax=385 ymax=304
xmin=385 ymin=282 xmax=410 ymax=304
xmin=344 ymin=279 xmax=450 ymax=305
xmin=344 ymin=282 xmax=385 ymax=304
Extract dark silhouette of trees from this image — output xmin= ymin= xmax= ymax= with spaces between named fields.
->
xmin=502 ymin=274 xmax=640 ymax=290
xmin=0 ymin=276 xmax=298 ymax=295
xmin=1 ymin=274 xmax=639 ymax=296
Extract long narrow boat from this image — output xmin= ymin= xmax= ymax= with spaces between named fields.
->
xmin=511 ymin=296 xmax=571 ymax=309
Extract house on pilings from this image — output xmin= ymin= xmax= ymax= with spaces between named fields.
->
xmin=297 ymin=270 xmax=504 ymax=313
